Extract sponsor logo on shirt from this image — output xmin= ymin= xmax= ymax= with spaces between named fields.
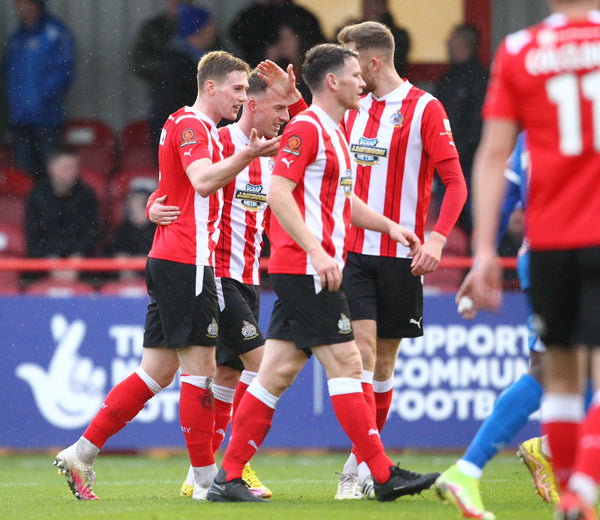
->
xmin=340 ymin=169 xmax=353 ymax=197
xmin=390 ymin=109 xmax=405 ymax=127
xmin=440 ymin=119 xmax=456 ymax=147
xmin=350 ymin=137 xmax=388 ymax=166
xmin=282 ymin=135 xmax=302 ymax=156
xmin=235 ymin=183 xmax=267 ymax=211
xmin=180 ymin=128 xmax=197 ymax=147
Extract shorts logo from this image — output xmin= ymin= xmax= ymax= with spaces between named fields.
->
xmin=338 ymin=313 xmax=352 ymax=334
xmin=389 ymin=109 xmax=404 ymax=127
xmin=350 ymin=137 xmax=388 ymax=166
xmin=241 ymin=320 xmax=259 ymax=340
xmin=409 ymin=317 xmax=423 ymax=329
xmin=340 ymin=169 xmax=353 ymax=196
xmin=180 ymin=128 xmax=197 ymax=147
xmin=206 ymin=317 xmax=218 ymax=338
xmin=282 ymin=135 xmax=302 ymax=156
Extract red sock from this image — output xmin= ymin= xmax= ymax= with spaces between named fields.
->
xmin=212 ymin=398 xmax=233 ymax=453
xmin=220 ymin=392 xmax=274 ymax=481
xmin=375 ymin=388 xmax=393 ymax=432
xmin=83 ymin=372 xmax=154 ymax=449
xmin=232 ymin=380 xmax=249 ymax=421
xmin=330 ymin=389 xmax=393 ymax=484
xmin=573 ymin=402 xmax=600 ymax=485
xmin=180 ymin=381 xmax=215 ymax=467
xmin=352 ymin=383 xmax=376 ymax=464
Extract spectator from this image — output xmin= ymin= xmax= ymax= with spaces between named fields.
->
xmin=148 ymin=4 xmax=221 ymax=158
xmin=131 ymin=0 xmax=194 ymax=86
xmin=434 ymin=23 xmax=488 ymax=234
xmin=106 ymin=180 xmax=157 ymax=261
xmin=25 ymin=145 xmax=99 ymax=264
xmin=3 ymin=0 xmax=75 ymax=179
xmin=229 ymin=0 xmax=325 ymax=68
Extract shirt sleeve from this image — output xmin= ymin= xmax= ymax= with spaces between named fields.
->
xmin=421 ymin=99 xmax=460 ymax=164
xmin=288 ymin=98 xmax=309 ymax=118
xmin=271 ymin=119 xmax=318 ymax=184
xmin=173 ymin=119 xmax=213 ymax=170
xmin=145 ymin=189 xmax=161 ymax=219
xmin=482 ymin=40 xmax=520 ymax=122
xmin=432 ymin=156 xmax=467 ymax=237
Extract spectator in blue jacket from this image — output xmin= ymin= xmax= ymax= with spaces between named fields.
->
xmin=3 ymin=0 xmax=75 ymax=179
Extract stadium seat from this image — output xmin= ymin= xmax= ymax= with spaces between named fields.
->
xmin=63 ymin=119 xmax=117 ymax=177
xmin=120 ymin=119 xmax=151 ymax=150
xmin=0 ymin=196 xmax=27 ymax=228
xmin=0 ymin=166 xmax=33 ymax=198
xmin=120 ymin=144 xmax=156 ymax=171
xmin=0 ymin=222 xmax=25 ymax=257
xmin=0 ymin=270 xmax=21 ymax=294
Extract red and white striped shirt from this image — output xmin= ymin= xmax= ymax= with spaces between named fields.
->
xmin=215 ymin=123 xmax=273 ymax=284
xmin=148 ymin=106 xmax=223 ymax=266
xmin=344 ymin=81 xmax=460 ymax=258
xmin=268 ymin=105 xmax=354 ymax=275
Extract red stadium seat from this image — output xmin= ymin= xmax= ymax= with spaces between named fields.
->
xmin=0 ymin=270 xmax=21 ymax=294
xmin=0 ymin=166 xmax=33 ymax=198
xmin=0 ymin=222 xmax=26 ymax=257
xmin=120 ymin=120 xmax=151 ymax=149
xmin=120 ymin=144 xmax=156 ymax=171
xmin=0 ymin=196 xmax=27 ymax=228
xmin=63 ymin=119 xmax=117 ymax=177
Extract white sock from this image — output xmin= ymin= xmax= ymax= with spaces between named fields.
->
xmin=193 ymin=463 xmax=218 ymax=488
xmin=569 ymin=473 xmax=599 ymax=506
xmin=457 ymin=458 xmax=483 ymax=479
xmin=342 ymin=452 xmax=358 ymax=476
xmin=541 ymin=435 xmax=552 ymax=458
xmin=76 ymin=437 xmax=100 ymax=466
xmin=358 ymin=461 xmax=372 ymax=485
xmin=185 ymin=465 xmax=194 ymax=485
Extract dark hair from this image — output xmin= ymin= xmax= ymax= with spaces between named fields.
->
xmin=247 ymin=69 xmax=268 ymax=96
xmin=196 ymin=50 xmax=250 ymax=92
xmin=48 ymin=144 xmax=78 ymax=162
xmin=302 ymin=43 xmax=358 ymax=93
xmin=337 ymin=21 xmax=395 ymax=61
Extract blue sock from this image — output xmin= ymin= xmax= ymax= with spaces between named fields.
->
xmin=462 ymin=373 xmax=543 ymax=470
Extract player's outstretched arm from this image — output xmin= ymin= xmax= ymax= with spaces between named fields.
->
xmin=257 ymin=60 xmax=304 ymax=106
xmin=187 ymin=133 xmax=281 ymax=196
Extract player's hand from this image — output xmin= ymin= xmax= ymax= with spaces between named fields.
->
xmin=455 ymin=269 xmax=479 ymax=320
xmin=463 ymin=252 xmax=503 ymax=312
xmin=309 ymin=247 xmax=343 ymax=291
xmin=149 ymin=195 xmax=181 ymax=225
xmin=411 ymin=232 xmax=445 ymax=276
xmin=257 ymin=60 xmax=302 ymax=105
xmin=388 ymin=224 xmax=421 ymax=257
xmin=248 ymin=128 xmax=282 ymax=157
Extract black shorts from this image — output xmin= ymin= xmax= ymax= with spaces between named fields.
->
xmin=530 ymin=247 xmax=600 ymax=348
xmin=143 ymin=258 xmax=219 ymax=349
xmin=266 ymin=274 xmax=354 ymax=352
xmin=216 ymin=277 xmax=264 ymax=370
xmin=342 ymin=252 xmax=423 ymax=338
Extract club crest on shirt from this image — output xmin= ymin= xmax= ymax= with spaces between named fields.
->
xmin=338 ymin=313 xmax=352 ymax=334
xmin=340 ymin=169 xmax=353 ymax=197
xmin=241 ymin=320 xmax=259 ymax=340
xmin=206 ymin=318 xmax=218 ymax=338
xmin=235 ymin=183 xmax=267 ymax=211
xmin=350 ymin=137 xmax=388 ymax=166
xmin=180 ymin=128 xmax=197 ymax=147
xmin=389 ymin=109 xmax=405 ymax=127
xmin=282 ymin=135 xmax=302 ymax=156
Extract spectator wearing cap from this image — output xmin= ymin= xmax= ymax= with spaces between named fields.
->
xmin=3 ymin=0 xmax=75 ymax=179
xmin=147 ymin=4 xmax=222 ymax=158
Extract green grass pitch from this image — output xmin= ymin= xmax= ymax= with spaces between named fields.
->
xmin=0 ymin=451 xmax=552 ymax=519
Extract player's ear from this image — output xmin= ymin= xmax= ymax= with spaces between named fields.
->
xmin=248 ymin=99 xmax=257 ymax=112
xmin=326 ymin=72 xmax=338 ymax=91
xmin=204 ymin=79 xmax=216 ymax=96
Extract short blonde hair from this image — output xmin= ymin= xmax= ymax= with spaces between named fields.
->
xmin=197 ymin=50 xmax=250 ymax=91
xmin=337 ymin=21 xmax=395 ymax=62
